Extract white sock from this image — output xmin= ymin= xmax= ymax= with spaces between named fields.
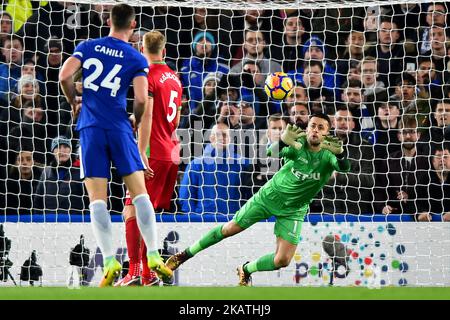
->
xmin=89 ymin=200 xmax=114 ymax=260
xmin=133 ymin=194 xmax=158 ymax=254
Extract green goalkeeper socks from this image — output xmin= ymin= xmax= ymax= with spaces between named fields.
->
xmin=186 ymin=225 xmax=225 ymax=257
xmin=244 ymin=253 xmax=276 ymax=274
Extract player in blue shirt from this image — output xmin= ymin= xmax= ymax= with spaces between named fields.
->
xmin=59 ymin=4 xmax=172 ymax=287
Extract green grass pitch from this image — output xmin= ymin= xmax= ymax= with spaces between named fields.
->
xmin=0 ymin=286 xmax=449 ymax=300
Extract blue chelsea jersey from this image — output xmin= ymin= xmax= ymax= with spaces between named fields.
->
xmin=72 ymin=36 xmax=149 ymax=132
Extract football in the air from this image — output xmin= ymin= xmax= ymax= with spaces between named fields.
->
xmin=264 ymin=72 xmax=294 ymax=100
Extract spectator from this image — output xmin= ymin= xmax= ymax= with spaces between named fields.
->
xmin=34 ymin=136 xmax=87 ymax=214
xmin=180 ymin=31 xmax=228 ymax=111
xmin=7 ymin=99 xmax=49 ymax=165
xmin=129 ymin=30 xmax=147 ymax=53
xmin=0 ymin=11 xmax=13 ymax=56
xmin=373 ymin=99 xmax=401 ymax=168
xmin=37 ymin=36 xmax=65 ymax=137
xmin=237 ymin=60 xmax=270 ymax=116
xmin=239 ymin=96 xmax=261 ymax=129
xmin=85 ymin=4 xmax=112 ymax=39
xmin=285 ymin=82 xmax=308 ymax=104
xmin=317 ymin=108 xmax=375 ymax=214
xmin=359 ymin=56 xmax=386 ymax=101
xmin=3 ymin=147 xmax=42 ymax=215
xmin=416 ymin=56 xmax=443 ymax=98
xmin=394 ymin=72 xmax=417 ymax=113
xmin=416 ymin=145 xmax=450 ymax=222
xmin=347 ymin=60 xmax=362 ymax=83
xmin=375 ymin=116 xmax=429 ymax=215
xmin=271 ymin=13 xmax=307 ymax=73
xmin=139 ymin=6 xmax=183 ymax=68
xmin=189 ymin=72 xmax=221 ymax=130
xmin=386 ymin=3 xmax=421 ymax=51
xmin=301 ymin=60 xmax=334 ymax=103
xmin=0 ymin=75 xmax=45 ymax=156
xmin=0 ymin=35 xmax=24 ymax=106
xmin=365 ymin=17 xmax=405 ymax=88
xmin=427 ymin=24 xmax=449 ymax=73
xmin=19 ymin=59 xmax=45 ymax=95
xmin=16 ymin=1 xmax=83 ymax=60
xmin=217 ymin=95 xmax=262 ymax=130
xmin=336 ymin=29 xmax=365 ymax=82
xmin=178 ymin=122 xmax=250 ymax=214
xmin=292 ymin=36 xmax=341 ymax=91
xmin=176 ymin=8 xmax=227 ymax=61
xmin=226 ymin=4 xmax=284 ymax=66
xmin=229 ymin=27 xmax=282 ymax=79
xmin=419 ymin=2 xmax=448 ymax=55
xmin=429 ymin=99 xmax=450 ymax=144
xmin=217 ymin=100 xmax=241 ymax=130
xmin=289 ymin=102 xmax=309 ymax=129
xmin=5 ymin=1 xmax=54 ymax=33
xmin=341 ymin=79 xmax=375 ymax=141
xmin=250 ymin=114 xmax=286 ymax=193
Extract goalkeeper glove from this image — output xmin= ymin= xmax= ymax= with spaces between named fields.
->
xmin=320 ymin=135 xmax=344 ymax=155
xmin=281 ymin=124 xmax=306 ymax=150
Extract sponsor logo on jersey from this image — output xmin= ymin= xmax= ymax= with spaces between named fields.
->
xmin=291 ymin=168 xmax=320 ymax=181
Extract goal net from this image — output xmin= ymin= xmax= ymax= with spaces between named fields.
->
xmin=0 ymin=0 xmax=449 ymax=287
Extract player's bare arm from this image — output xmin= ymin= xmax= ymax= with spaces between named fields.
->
xmin=132 ymin=75 xmax=148 ymax=129
xmin=175 ymin=101 xmax=182 ymax=128
xmin=138 ymin=95 xmax=153 ymax=155
xmin=138 ymin=94 xmax=154 ymax=179
xmin=59 ymin=56 xmax=82 ymax=117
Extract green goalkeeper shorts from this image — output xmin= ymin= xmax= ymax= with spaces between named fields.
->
xmin=233 ymin=186 xmax=306 ymax=245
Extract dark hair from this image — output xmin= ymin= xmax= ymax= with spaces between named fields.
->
xmin=431 ymin=143 xmax=450 ymax=156
xmin=310 ymin=112 xmax=331 ymax=128
xmin=335 ymin=103 xmax=353 ymax=115
xmin=345 ymin=79 xmax=363 ymax=89
xmin=430 ymin=2 xmax=448 ymax=10
xmin=244 ymin=26 xmax=264 ymax=40
xmin=398 ymin=114 xmax=418 ymax=130
xmin=4 ymin=34 xmax=24 ymax=47
xmin=418 ymin=55 xmax=433 ymax=66
xmin=379 ymin=16 xmax=398 ymax=28
xmin=303 ymin=60 xmax=323 ymax=73
xmin=396 ymin=72 xmax=416 ymax=86
xmin=23 ymin=58 xmax=35 ymax=66
xmin=242 ymin=59 xmax=261 ymax=70
xmin=110 ymin=4 xmax=135 ymax=31
xmin=436 ymin=98 xmax=450 ymax=108
xmin=387 ymin=99 xmax=401 ymax=109
xmin=295 ymin=81 xmax=307 ymax=88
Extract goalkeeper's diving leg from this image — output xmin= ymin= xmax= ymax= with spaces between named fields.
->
xmin=166 ymin=196 xmax=301 ymax=286
xmin=165 ymin=221 xmax=244 ymax=272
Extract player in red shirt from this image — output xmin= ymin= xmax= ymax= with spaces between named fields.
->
xmin=115 ymin=30 xmax=182 ymax=286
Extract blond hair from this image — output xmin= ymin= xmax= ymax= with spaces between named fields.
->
xmin=143 ymin=30 xmax=166 ymax=54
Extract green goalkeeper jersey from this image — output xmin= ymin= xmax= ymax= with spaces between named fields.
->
xmin=265 ymin=136 xmax=350 ymax=212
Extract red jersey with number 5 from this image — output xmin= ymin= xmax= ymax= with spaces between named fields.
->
xmin=147 ymin=63 xmax=182 ymax=163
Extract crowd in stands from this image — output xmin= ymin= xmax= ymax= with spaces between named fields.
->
xmin=1 ymin=1 xmax=450 ymax=222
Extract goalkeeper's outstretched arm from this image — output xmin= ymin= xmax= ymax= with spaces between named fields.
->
xmin=334 ymin=151 xmax=351 ymax=173
xmin=266 ymin=139 xmax=290 ymax=158
xmin=267 ymin=124 xmax=305 ymax=158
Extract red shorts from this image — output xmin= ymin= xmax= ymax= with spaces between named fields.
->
xmin=124 ymin=159 xmax=178 ymax=210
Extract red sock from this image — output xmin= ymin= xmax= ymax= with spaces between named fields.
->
xmin=125 ymin=217 xmax=141 ymax=277
xmin=140 ymin=241 xmax=151 ymax=278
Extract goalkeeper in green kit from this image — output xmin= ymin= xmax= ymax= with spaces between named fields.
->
xmin=166 ymin=113 xmax=350 ymax=286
